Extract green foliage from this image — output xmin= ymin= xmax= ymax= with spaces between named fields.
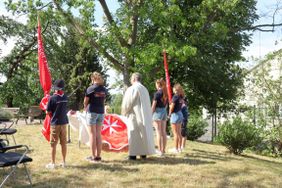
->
xmin=0 ymin=8 xmax=107 ymax=109
xmin=2 ymin=0 xmax=259 ymax=112
xmin=110 ymin=94 xmax=123 ymax=115
xmin=241 ymin=50 xmax=282 ymax=156
xmin=187 ymin=115 xmax=208 ymax=141
xmin=0 ymin=109 xmax=14 ymax=121
xmin=217 ymin=117 xmax=261 ymax=155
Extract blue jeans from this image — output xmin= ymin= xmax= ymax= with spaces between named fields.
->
xmin=86 ymin=112 xmax=104 ymax=126
xmin=153 ymin=107 xmax=167 ymax=121
xmin=170 ymin=111 xmax=183 ymax=124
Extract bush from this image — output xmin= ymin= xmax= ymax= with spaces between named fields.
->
xmin=216 ymin=117 xmax=261 ymax=155
xmin=187 ymin=116 xmax=208 ymax=141
xmin=0 ymin=109 xmax=14 ymax=121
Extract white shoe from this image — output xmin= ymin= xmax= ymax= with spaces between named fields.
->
xmin=168 ymin=148 xmax=178 ymax=154
xmin=59 ymin=162 xmax=66 ymax=168
xmin=45 ymin=163 xmax=55 ymax=169
xmin=155 ymin=150 xmax=162 ymax=155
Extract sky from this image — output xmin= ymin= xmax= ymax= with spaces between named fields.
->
xmin=0 ymin=0 xmax=282 ymax=84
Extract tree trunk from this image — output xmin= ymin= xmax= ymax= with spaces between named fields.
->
xmin=6 ymin=97 xmax=13 ymax=107
xmin=122 ymin=65 xmax=131 ymax=91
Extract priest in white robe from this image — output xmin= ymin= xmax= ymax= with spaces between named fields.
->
xmin=121 ymin=72 xmax=155 ymax=160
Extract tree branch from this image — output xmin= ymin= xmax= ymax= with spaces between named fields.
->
xmin=52 ymin=0 xmax=124 ymax=70
xmin=6 ymin=21 xmax=50 ymax=78
xmin=98 ymin=0 xmax=129 ymax=48
xmin=244 ymin=23 xmax=282 ymax=32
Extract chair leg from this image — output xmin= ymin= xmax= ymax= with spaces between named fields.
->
xmin=0 ymin=166 xmax=17 ymax=187
xmin=23 ymin=163 xmax=32 ymax=186
xmin=12 ymin=135 xmax=17 ymax=145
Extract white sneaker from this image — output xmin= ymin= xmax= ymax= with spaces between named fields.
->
xmin=155 ymin=150 xmax=162 ymax=155
xmin=59 ymin=162 xmax=66 ymax=168
xmin=168 ymin=148 xmax=178 ymax=154
xmin=45 ymin=163 xmax=55 ymax=169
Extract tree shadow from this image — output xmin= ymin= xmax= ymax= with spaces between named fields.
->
xmin=241 ymin=154 xmax=282 ymax=166
xmin=71 ymin=162 xmax=139 ymax=172
xmin=110 ymin=156 xmax=216 ymax=166
xmin=189 ymin=149 xmax=239 ymax=162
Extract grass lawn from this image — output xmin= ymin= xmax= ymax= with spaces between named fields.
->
xmin=1 ymin=124 xmax=282 ymax=188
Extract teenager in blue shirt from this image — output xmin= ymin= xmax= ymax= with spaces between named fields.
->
xmin=168 ymin=83 xmax=184 ymax=153
xmin=180 ymin=98 xmax=189 ymax=151
xmin=152 ymin=78 xmax=168 ymax=156
xmin=46 ymin=79 xmax=68 ymax=169
xmin=84 ymin=72 xmax=107 ymax=162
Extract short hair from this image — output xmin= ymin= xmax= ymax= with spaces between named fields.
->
xmin=131 ymin=72 xmax=142 ymax=82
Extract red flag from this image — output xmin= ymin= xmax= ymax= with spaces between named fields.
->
xmin=101 ymin=114 xmax=128 ymax=152
xmin=163 ymin=50 xmax=172 ymax=102
xmin=38 ymin=18 xmax=52 ymax=141
xmin=38 ymin=18 xmax=52 ymax=95
xmin=42 ymin=113 xmax=51 ymax=141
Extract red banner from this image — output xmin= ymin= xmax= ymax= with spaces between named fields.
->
xmin=38 ymin=18 xmax=52 ymax=141
xmin=102 ymin=114 xmax=128 ymax=152
xmin=163 ymin=50 xmax=172 ymax=102
xmin=38 ymin=18 xmax=52 ymax=95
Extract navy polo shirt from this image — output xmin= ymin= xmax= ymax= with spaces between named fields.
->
xmin=172 ymin=94 xmax=183 ymax=113
xmin=153 ymin=89 xmax=167 ymax=108
xmin=46 ymin=93 xmax=68 ymax=125
xmin=85 ymin=84 xmax=107 ymax=114
xmin=181 ymin=105 xmax=189 ymax=122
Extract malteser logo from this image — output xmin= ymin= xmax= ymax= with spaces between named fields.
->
xmin=95 ymin=92 xmax=106 ymax=97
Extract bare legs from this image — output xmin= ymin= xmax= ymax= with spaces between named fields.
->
xmin=96 ymin=125 xmax=102 ymax=158
xmin=171 ymin=123 xmax=181 ymax=151
xmin=154 ymin=120 xmax=167 ymax=154
xmin=88 ymin=125 xmax=102 ymax=159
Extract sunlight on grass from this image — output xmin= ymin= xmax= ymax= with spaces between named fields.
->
xmin=1 ymin=124 xmax=282 ymax=188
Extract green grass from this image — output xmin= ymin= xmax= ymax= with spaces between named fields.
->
xmin=1 ymin=124 xmax=282 ymax=188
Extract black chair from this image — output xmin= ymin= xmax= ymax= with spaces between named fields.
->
xmin=0 ymin=121 xmax=17 ymax=145
xmin=0 ymin=139 xmax=33 ymax=187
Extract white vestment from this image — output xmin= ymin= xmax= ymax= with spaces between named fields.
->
xmin=121 ymin=82 xmax=155 ymax=156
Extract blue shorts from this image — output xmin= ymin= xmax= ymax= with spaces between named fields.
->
xmin=86 ymin=112 xmax=104 ymax=126
xmin=170 ymin=111 xmax=183 ymax=124
xmin=153 ymin=107 xmax=167 ymax=121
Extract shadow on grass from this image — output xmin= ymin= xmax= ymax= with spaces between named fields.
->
xmin=188 ymin=149 xmax=239 ymax=162
xmin=110 ymin=155 xmax=216 ymax=166
xmin=241 ymin=154 xmax=282 ymax=166
xmin=71 ymin=162 xmax=139 ymax=172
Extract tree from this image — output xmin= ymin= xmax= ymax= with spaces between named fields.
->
xmin=3 ymin=0 xmax=266 ymax=112
xmin=0 ymin=11 xmax=107 ymax=109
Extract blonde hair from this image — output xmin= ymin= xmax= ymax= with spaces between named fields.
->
xmin=156 ymin=78 xmax=168 ymax=104
xmin=173 ymin=83 xmax=185 ymax=97
xmin=91 ymin=72 xmax=104 ymax=85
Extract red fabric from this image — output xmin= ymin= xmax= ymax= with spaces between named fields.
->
xmin=163 ymin=50 xmax=172 ymax=102
xmin=38 ymin=18 xmax=52 ymax=141
xmin=42 ymin=113 xmax=51 ymax=142
xmin=101 ymin=114 xmax=128 ymax=152
xmin=38 ymin=19 xmax=52 ymax=95
xmin=39 ymin=94 xmax=50 ymax=111
xmin=54 ymin=90 xmax=64 ymax=96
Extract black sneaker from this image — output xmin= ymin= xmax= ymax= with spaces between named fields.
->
xmin=140 ymin=155 xmax=147 ymax=159
xmin=94 ymin=157 xmax=102 ymax=162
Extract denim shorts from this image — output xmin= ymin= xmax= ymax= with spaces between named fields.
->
xmin=170 ymin=111 xmax=183 ymax=124
xmin=86 ymin=112 xmax=104 ymax=126
xmin=153 ymin=107 xmax=167 ymax=121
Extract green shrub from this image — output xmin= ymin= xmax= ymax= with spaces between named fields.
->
xmin=0 ymin=109 xmax=14 ymax=121
xmin=217 ymin=117 xmax=261 ymax=155
xmin=187 ymin=116 xmax=208 ymax=141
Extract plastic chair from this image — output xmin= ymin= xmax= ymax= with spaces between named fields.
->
xmin=0 ymin=121 xmax=17 ymax=145
xmin=0 ymin=139 xmax=33 ymax=187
